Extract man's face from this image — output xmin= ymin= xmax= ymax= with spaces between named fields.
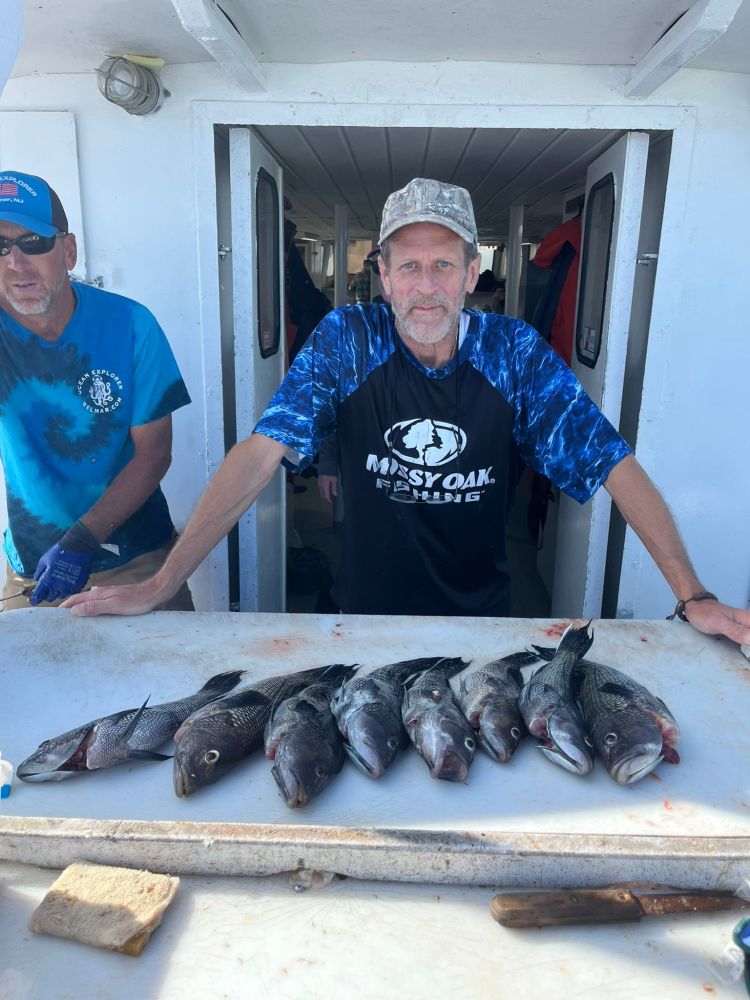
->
xmin=0 ymin=221 xmax=76 ymax=318
xmin=379 ymin=222 xmax=480 ymax=347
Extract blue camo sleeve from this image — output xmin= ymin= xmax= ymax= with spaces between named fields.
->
xmin=495 ymin=318 xmax=632 ymax=504
xmin=253 ymin=311 xmax=342 ymax=472
xmin=131 ymin=305 xmax=191 ymax=426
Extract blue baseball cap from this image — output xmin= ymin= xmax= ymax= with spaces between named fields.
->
xmin=0 ymin=171 xmax=68 ymax=236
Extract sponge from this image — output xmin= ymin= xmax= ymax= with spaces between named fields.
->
xmin=29 ymin=859 xmax=180 ymax=956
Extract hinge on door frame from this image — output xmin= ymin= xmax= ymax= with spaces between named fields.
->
xmin=636 ymin=252 xmax=658 ymax=266
xmin=218 ymin=244 xmax=232 ymax=261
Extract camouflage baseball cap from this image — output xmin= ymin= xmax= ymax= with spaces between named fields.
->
xmin=379 ymin=178 xmax=477 ymax=245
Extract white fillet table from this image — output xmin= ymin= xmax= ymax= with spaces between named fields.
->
xmin=1 ymin=609 xmax=749 ymax=998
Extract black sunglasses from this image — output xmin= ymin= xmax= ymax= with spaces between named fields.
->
xmin=0 ymin=232 xmax=68 ymax=257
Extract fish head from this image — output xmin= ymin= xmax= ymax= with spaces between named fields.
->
xmin=414 ymin=709 xmax=476 ymax=782
xmin=173 ymin=723 xmax=237 ymax=797
xmin=343 ymin=708 xmax=404 ymax=778
xmin=16 ymin=725 xmax=95 ymax=781
xmin=537 ymin=710 xmax=593 ymax=775
xmin=593 ymin=712 xmax=665 ymax=785
xmin=271 ymin=732 xmax=343 ymax=808
xmin=477 ymin=704 xmax=524 ymax=763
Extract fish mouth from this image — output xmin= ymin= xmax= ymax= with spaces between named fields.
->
xmin=478 ymin=732 xmax=514 ymax=764
xmin=16 ymin=731 xmax=93 ymax=781
xmin=537 ymin=714 xmax=593 ymax=775
xmin=609 ymin=745 xmax=664 ymax=785
xmin=271 ymin=761 xmax=309 ymax=808
xmin=344 ymin=741 xmax=385 ymax=779
xmin=431 ymin=752 xmax=469 ymax=783
xmin=173 ymin=752 xmax=202 ymax=797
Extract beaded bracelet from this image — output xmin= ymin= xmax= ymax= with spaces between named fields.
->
xmin=666 ymin=590 xmax=718 ymax=622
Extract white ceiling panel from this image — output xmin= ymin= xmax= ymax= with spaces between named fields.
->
xmin=10 ymin=0 xmax=750 ymax=79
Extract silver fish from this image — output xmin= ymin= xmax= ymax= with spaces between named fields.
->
xmin=575 ymin=658 xmax=680 ymax=785
xmin=172 ymin=665 xmax=342 ymax=797
xmin=518 ymin=623 xmax=594 ymax=775
xmin=16 ymin=669 xmax=246 ymax=781
xmin=265 ymin=665 xmax=357 ymax=808
xmin=331 ymin=657 xmax=445 ymax=778
xmin=457 ymin=654 xmax=531 ymax=763
xmin=401 ymin=657 xmax=475 ymax=782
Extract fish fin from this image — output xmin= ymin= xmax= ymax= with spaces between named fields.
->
xmin=121 ymin=696 xmax=151 ymax=743
xmin=598 ymin=681 xmax=634 ymax=698
xmin=319 ymin=663 xmax=359 ymax=683
xmin=530 ymin=644 xmax=555 ymax=661
xmin=200 ymin=669 xmax=245 ymax=694
xmin=127 ymin=750 xmax=173 ymax=762
xmin=507 ymin=664 xmax=524 ymax=688
xmin=500 ymin=651 xmax=542 ymax=668
xmin=294 ymin=699 xmax=320 ymax=718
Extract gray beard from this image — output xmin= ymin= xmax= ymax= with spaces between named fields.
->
xmin=5 ymin=294 xmax=52 ymax=315
xmin=3 ymin=271 xmax=66 ymax=316
xmin=392 ymin=300 xmax=462 ymax=346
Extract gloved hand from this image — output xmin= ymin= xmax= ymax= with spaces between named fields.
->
xmin=31 ymin=520 xmax=100 ymax=605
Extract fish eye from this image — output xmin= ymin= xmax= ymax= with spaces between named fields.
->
xmin=430 ymin=689 xmax=442 ymax=700
xmin=204 ymin=749 xmax=220 ymax=764
xmin=584 ymin=736 xmax=594 ymax=748
xmin=603 ymin=733 xmax=618 ymax=746
xmin=387 ymin=737 xmax=400 ymax=750
xmin=464 ymin=736 xmax=476 ymax=752
xmin=315 ymin=764 xmax=326 ymax=778
xmin=510 ymin=727 xmax=521 ymax=740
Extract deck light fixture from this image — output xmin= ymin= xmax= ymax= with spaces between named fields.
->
xmin=96 ymin=55 xmax=168 ymax=116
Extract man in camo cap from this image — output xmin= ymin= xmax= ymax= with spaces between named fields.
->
xmin=65 ymin=178 xmax=750 ymax=649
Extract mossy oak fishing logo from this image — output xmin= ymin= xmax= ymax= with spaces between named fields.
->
xmin=367 ymin=418 xmax=494 ymax=503
xmin=77 ymin=369 xmax=123 ymax=414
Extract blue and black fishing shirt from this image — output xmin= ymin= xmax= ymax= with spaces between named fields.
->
xmin=255 ymin=305 xmax=631 ymax=617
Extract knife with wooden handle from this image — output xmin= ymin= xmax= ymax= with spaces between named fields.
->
xmin=490 ymin=888 xmax=750 ymax=928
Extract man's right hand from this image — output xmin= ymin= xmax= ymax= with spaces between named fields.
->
xmin=61 ymin=580 xmax=165 ymax=617
xmin=317 ymin=474 xmax=338 ymax=504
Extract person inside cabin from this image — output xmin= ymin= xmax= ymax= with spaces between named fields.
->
xmin=62 ymin=177 xmax=750 ymax=646
xmin=0 ymin=170 xmax=193 ymax=611
xmin=348 ymin=259 xmax=371 ymax=305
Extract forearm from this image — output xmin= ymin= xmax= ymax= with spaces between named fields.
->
xmin=603 ymin=454 xmax=703 ymax=601
xmin=80 ymin=450 xmax=171 ymax=542
xmin=149 ymin=433 xmax=286 ymax=597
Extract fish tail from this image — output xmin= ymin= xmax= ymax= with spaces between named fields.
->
xmin=557 ymin=622 xmax=594 ymax=660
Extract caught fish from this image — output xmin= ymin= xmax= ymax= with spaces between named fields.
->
xmin=529 ymin=636 xmax=680 ymax=784
xmin=457 ymin=653 xmax=533 ymax=763
xmin=172 ymin=665 xmax=339 ymax=797
xmin=518 ymin=623 xmax=594 ymax=775
xmin=401 ymin=657 xmax=475 ymax=782
xmin=265 ymin=665 xmax=357 ymax=808
xmin=331 ymin=657 xmax=446 ymax=778
xmin=16 ymin=670 xmax=246 ymax=782
xmin=575 ymin=658 xmax=680 ymax=785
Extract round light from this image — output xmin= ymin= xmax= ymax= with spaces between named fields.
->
xmin=96 ymin=57 xmax=166 ymax=116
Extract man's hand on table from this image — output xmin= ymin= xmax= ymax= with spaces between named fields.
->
xmin=680 ymin=599 xmax=750 ymax=644
xmin=61 ymin=580 xmax=164 ymax=617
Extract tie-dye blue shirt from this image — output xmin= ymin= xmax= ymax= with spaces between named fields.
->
xmin=255 ymin=306 xmax=631 ymax=615
xmin=0 ymin=282 xmax=191 ymax=576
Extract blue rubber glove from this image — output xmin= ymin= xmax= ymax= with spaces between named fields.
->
xmin=30 ymin=521 xmax=99 ymax=605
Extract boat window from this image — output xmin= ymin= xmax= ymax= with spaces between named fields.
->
xmin=256 ymin=167 xmax=280 ymax=358
xmin=575 ymin=173 xmax=615 ymax=368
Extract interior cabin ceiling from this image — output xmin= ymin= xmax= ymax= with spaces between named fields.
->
xmin=10 ymin=0 xmax=750 ymax=77
xmin=251 ymin=124 xmax=636 ymax=244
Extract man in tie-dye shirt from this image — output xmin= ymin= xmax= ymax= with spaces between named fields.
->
xmin=0 ymin=170 xmax=192 ymax=610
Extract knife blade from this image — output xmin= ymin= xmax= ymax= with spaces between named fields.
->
xmin=490 ymin=888 xmax=750 ymax=928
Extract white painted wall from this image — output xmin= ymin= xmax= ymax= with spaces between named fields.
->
xmin=1 ymin=60 xmax=748 ymax=615
xmin=0 ymin=1 xmax=23 ymax=94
